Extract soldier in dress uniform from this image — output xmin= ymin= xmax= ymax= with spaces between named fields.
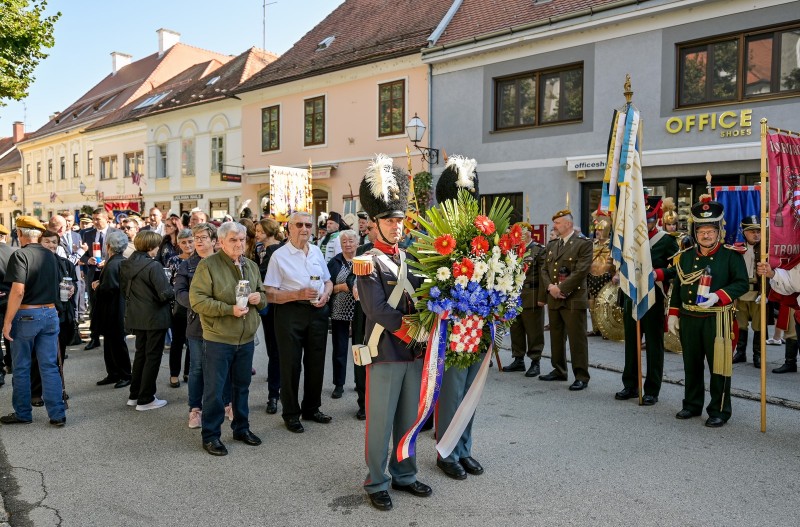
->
xmin=431 ymin=155 xmax=486 ymax=480
xmin=537 ymin=208 xmax=593 ymax=390
xmin=614 ymin=195 xmax=679 ymax=405
xmin=662 ymin=197 xmax=680 ymax=235
xmin=587 ymin=211 xmax=614 ymax=337
xmin=667 ymin=196 xmax=748 ymax=427
xmin=356 ymin=155 xmax=431 ymax=511
xmin=732 ymin=215 xmax=763 ymax=367
xmin=504 ymin=222 xmax=546 ymax=377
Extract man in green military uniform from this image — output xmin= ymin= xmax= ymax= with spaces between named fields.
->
xmin=615 ymin=195 xmax=679 ymax=405
xmin=667 ymin=196 xmax=748 ymax=427
xmin=505 ymin=222 xmax=547 ymax=377
xmin=538 ymin=209 xmax=592 ymax=390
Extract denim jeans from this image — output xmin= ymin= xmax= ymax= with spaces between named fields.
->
xmin=201 ymin=339 xmax=254 ymax=443
xmin=188 ymin=338 xmax=231 ymax=410
xmin=10 ymin=307 xmax=65 ymax=422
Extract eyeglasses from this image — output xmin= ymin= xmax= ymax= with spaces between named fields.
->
xmin=294 ymin=222 xmax=313 ymax=229
xmin=193 ymin=235 xmax=211 ymax=242
xmin=122 ymin=226 xmax=135 ymax=231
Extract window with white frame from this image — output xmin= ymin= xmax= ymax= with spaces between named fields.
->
xmin=99 ymin=155 xmax=117 ymax=180
xmin=156 ymin=145 xmax=167 ymax=179
xmin=181 ymin=138 xmax=195 ymax=177
xmin=211 ymin=136 xmax=224 ymax=174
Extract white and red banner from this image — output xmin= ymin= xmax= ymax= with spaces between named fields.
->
xmin=767 ymin=133 xmax=800 ymax=267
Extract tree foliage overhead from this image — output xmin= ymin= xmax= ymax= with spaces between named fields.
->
xmin=0 ymin=0 xmax=61 ymax=106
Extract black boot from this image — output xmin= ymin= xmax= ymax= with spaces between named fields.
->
xmin=753 ymin=331 xmax=761 ymax=368
xmin=732 ymin=329 xmax=748 ymax=363
xmin=773 ymin=338 xmax=798 ymax=373
xmin=502 ymin=357 xmax=526 ymax=372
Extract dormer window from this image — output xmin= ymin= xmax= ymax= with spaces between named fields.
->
xmin=206 ymin=75 xmax=221 ymax=86
xmin=134 ymin=90 xmax=172 ymax=110
xmin=316 ymin=36 xmax=335 ymax=51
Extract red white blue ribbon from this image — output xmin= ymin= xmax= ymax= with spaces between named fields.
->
xmin=396 ymin=313 xmax=447 ymax=462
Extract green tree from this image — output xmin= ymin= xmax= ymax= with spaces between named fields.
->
xmin=0 ymin=0 xmax=61 ymax=106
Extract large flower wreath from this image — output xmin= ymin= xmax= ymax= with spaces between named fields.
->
xmin=406 ymin=190 xmax=527 ymax=369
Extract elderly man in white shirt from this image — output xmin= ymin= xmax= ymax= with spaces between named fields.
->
xmin=758 ymin=259 xmax=800 ymax=373
xmin=264 ymin=211 xmax=334 ymax=434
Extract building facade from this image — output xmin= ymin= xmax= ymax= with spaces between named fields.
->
xmin=424 ymin=0 xmax=800 ymax=232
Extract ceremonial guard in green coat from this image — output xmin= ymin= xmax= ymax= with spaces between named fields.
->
xmin=667 ymin=196 xmax=748 ymax=428
xmin=615 ymin=195 xmax=679 ymax=405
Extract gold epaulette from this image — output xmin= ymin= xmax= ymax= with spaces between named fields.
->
xmin=670 ymin=244 xmax=694 ymax=267
xmin=725 ymin=244 xmax=747 ymax=254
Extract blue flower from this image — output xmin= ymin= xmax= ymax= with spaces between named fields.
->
xmin=429 ymin=286 xmax=441 ymax=299
xmin=466 ymin=281 xmax=479 ymax=293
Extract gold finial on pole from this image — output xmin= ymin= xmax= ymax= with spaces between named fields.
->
xmin=705 ymin=170 xmax=712 ymax=194
xmin=624 ymin=74 xmax=633 ymax=105
xmin=406 ymin=145 xmax=413 ymax=176
xmin=566 ymin=191 xmax=570 ymax=210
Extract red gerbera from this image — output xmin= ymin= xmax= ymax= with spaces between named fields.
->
xmin=509 ymin=224 xmax=523 ymax=246
xmin=452 ymin=258 xmax=475 ymax=279
xmin=498 ymin=234 xmax=513 ymax=254
xmin=517 ymin=243 xmax=527 ymax=259
xmin=470 ymin=235 xmax=489 ymax=256
xmin=474 ymin=215 xmax=495 ymax=236
xmin=434 ymin=234 xmax=457 ymax=256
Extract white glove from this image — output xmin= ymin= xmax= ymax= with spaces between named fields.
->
xmin=755 ymin=295 xmax=761 ymax=304
xmin=668 ymin=315 xmax=680 ymax=335
xmin=697 ymin=292 xmax=719 ymax=308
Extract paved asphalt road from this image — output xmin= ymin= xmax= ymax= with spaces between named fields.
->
xmin=0 ymin=328 xmax=798 ymax=526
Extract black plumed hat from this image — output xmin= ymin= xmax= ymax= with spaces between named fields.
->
xmin=435 ymin=155 xmax=479 ymax=204
xmin=359 ymin=154 xmax=409 ymax=220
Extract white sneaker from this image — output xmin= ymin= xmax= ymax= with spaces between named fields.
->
xmin=188 ymin=409 xmax=202 ymax=429
xmin=127 ymin=398 xmax=138 ymax=407
xmin=225 ymin=403 xmax=233 ymax=421
xmin=136 ymin=397 xmax=168 ymax=411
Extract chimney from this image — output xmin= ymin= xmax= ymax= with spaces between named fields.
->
xmin=12 ymin=121 xmax=24 ymax=143
xmin=157 ymin=28 xmax=181 ymax=57
xmin=111 ymin=51 xmax=132 ymax=75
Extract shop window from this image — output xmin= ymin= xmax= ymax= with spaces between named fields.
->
xmin=677 ymin=23 xmax=800 ymax=108
xmin=494 ymin=64 xmax=583 ymax=131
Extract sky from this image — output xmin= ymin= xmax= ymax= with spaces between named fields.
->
xmin=0 ymin=0 xmax=346 ymax=134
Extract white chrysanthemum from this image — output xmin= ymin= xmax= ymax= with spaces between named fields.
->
xmin=455 ymin=275 xmax=469 ymax=288
xmin=436 ymin=267 xmax=451 ymax=281
xmin=514 ymin=272 xmax=526 ymax=286
xmin=492 ymin=245 xmax=501 ymax=256
xmin=490 ymin=259 xmax=505 ymax=273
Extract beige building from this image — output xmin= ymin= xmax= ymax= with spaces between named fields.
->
xmin=16 ymin=29 xmax=231 ymax=221
xmin=0 ymin=122 xmax=25 ymax=230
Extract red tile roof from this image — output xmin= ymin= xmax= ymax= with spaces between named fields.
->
xmin=25 ymin=43 xmax=232 ymax=141
xmin=87 ymin=48 xmax=277 ymax=131
xmin=432 ymin=0 xmax=646 ymax=48
xmin=238 ymin=0 xmax=456 ymax=92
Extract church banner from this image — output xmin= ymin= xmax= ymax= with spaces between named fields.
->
xmin=767 ymin=133 xmax=800 ymax=267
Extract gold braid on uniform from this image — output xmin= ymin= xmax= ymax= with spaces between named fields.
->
xmin=681 ymin=303 xmax=735 ymax=383
xmin=675 ymin=264 xmax=705 ymax=286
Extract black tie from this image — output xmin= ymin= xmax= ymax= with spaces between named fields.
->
xmin=98 ymin=232 xmax=105 ymax=257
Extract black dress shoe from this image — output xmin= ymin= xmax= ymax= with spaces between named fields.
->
xmin=459 ymin=456 xmax=484 ymax=476
xmin=615 ymin=387 xmax=638 ymax=400
xmin=569 ymin=380 xmax=588 ymax=391
xmin=676 ymin=409 xmax=700 ymax=420
xmin=96 ymin=376 xmax=118 ymax=386
xmin=31 ymin=397 xmax=44 ymax=407
xmin=524 ymin=361 xmax=540 ymax=378
xmin=773 ymin=362 xmax=797 ymax=373
xmin=502 ymin=358 xmax=526 ymax=372
xmin=302 ymin=411 xmax=332 ymax=423
xmin=203 ymin=439 xmax=228 ymax=456
xmin=233 ymin=430 xmax=262 ymax=446
xmin=355 ymin=408 xmax=366 ymax=420
xmin=641 ymin=395 xmax=658 ymax=406
xmin=587 ymin=330 xmax=603 ymax=337
xmin=285 ymin=418 xmax=305 ymax=433
xmin=539 ymin=371 xmax=567 ymax=381
xmin=169 ymin=378 xmax=181 ymax=388
xmin=331 ymin=385 xmax=344 ymax=399
xmin=732 ymin=351 xmax=746 ymax=364
xmin=49 ymin=417 xmax=66 ymax=427
xmin=114 ymin=379 xmax=131 ymax=389
xmin=436 ymin=459 xmax=467 ymax=480
xmin=705 ymin=416 xmax=725 ymax=428
xmin=265 ymin=398 xmax=278 ymax=414
xmin=84 ymin=339 xmax=100 ymax=351
xmin=391 ymin=480 xmax=432 ymax=497
xmin=0 ymin=413 xmax=32 ymax=424
xmin=368 ymin=490 xmax=392 ymax=511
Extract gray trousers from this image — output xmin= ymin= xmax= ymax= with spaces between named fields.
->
xmin=364 ymin=359 xmax=423 ymax=493
xmin=436 ymin=358 xmax=481 ymax=463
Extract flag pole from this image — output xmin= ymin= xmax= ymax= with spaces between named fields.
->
xmin=623 ymin=75 xmax=644 ymax=405
xmin=759 ymin=118 xmax=768 ymax=432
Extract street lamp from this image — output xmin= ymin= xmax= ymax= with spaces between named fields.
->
xmin=79 ymin=181 xmax=86 ymax=196
xmin=405 ymin=113 xmax=439 ymax=167
xmin=10 ymin=193 xmax=17 ymax=203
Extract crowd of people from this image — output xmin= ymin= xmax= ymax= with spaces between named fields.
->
xmin=0 ymin=158 xmax=796 ymax=511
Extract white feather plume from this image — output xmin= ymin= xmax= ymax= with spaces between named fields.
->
xmin=366 ymin=154 xmax=397 ymax=201
xmin=446 ymin=155 xmax=477 ymax=190
xmin=238 ymin=199 xmax=252 ymax=214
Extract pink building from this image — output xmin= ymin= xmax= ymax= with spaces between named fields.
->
xmin=237 ymin=0 xmax=458 ymax=224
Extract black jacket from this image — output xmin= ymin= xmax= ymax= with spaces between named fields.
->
xmin=174 ymin=252 xmax=204 ymax=340
xmin=95 ymin=253 xmax=125 ymax=335
xmin=120 ymin=251 xmax=175 ymax=331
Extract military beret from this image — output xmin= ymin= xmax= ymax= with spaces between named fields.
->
xmin=0 ymin=224 xmax=9 ymax=235
xmin=15 ymin=216 xmax=47 ymax=231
